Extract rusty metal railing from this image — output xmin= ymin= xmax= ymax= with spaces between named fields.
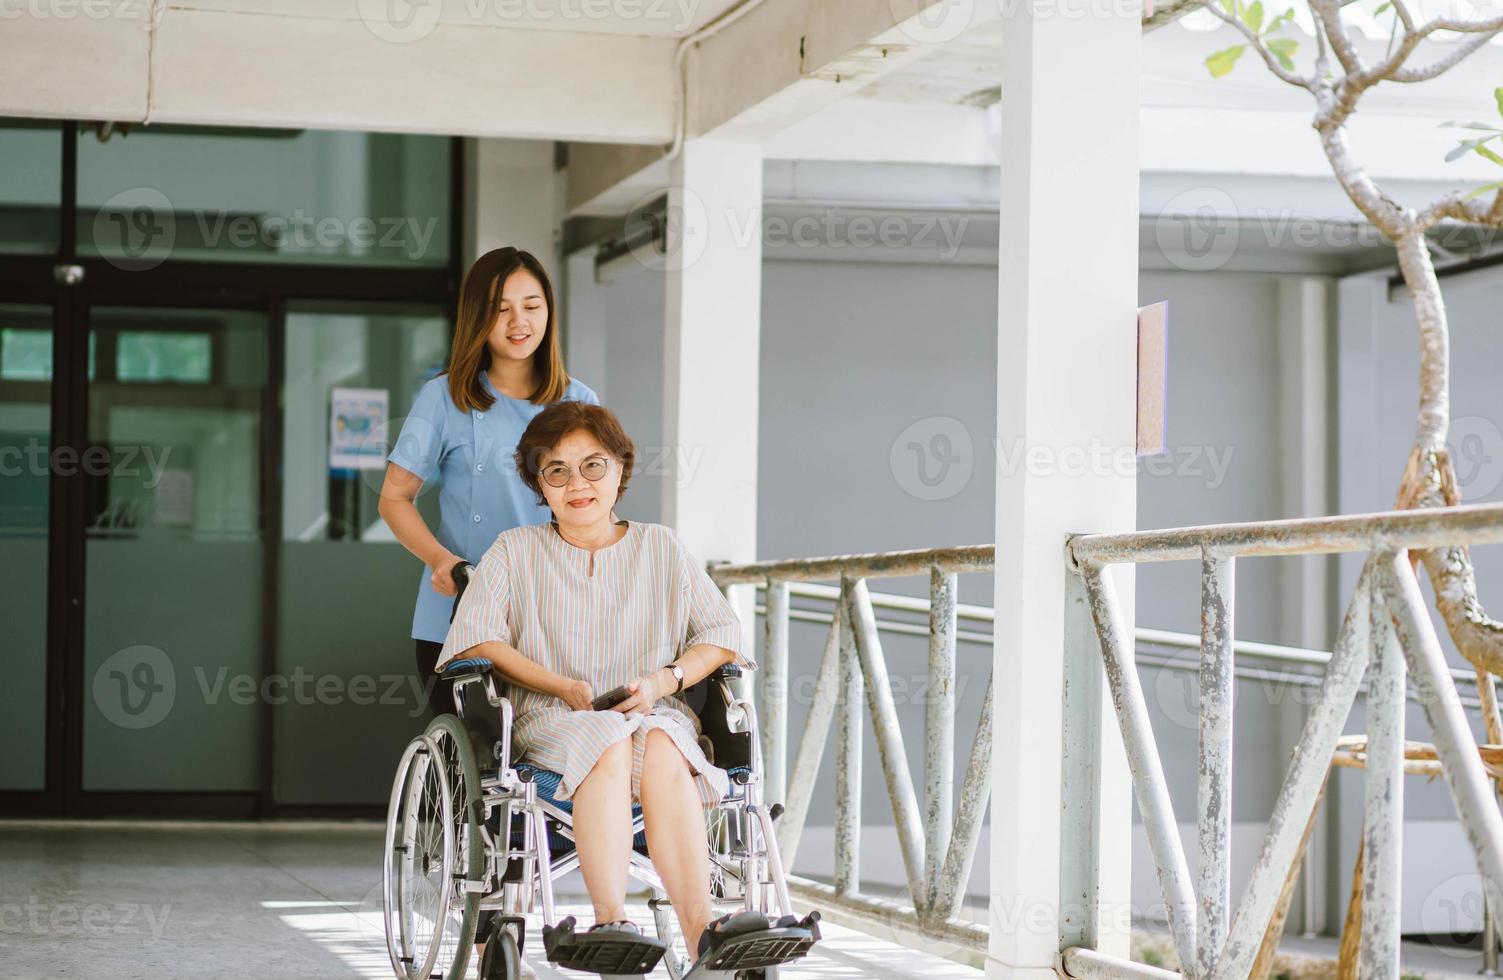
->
xmin=709 ymin=544 xmax=994 ymax=951
xmin=1060 ymin=502 xmax=1503 ymax=980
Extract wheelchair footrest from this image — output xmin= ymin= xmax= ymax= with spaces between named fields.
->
xmin=542 ymin=915 xmax=667 ymax=975
xmin=686 ymin=910 xmax=821 ymax=976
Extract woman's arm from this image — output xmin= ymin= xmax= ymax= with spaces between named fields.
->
xmin=461 ymin=638 xmax=595 ymax=711
xmin=614 ymin=643 xmax=735 ymax=715
xmin=378 ymin=461 xmax=463 ymax=596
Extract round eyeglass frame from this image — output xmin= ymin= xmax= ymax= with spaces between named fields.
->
xmin=539 ymin=455 xmax=613 ymax=489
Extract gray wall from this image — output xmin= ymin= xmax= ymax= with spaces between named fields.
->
xmin=570 ymin=244 xmax=1308 ymax=905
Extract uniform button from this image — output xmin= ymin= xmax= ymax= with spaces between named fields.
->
xmin=475 ymin=411 xmax=484 ymax=420
xmin=472 ymin=514 xmax=482 ymax=523
xmin=476 ymin=463 xmax=485 ymax=472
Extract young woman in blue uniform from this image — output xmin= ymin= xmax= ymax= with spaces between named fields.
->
xmin=380 ymin=246 xmax=599 ymax=717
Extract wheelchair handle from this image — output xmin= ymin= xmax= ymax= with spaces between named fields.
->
xmin=447 ymin=562 xmax=474 ymax=624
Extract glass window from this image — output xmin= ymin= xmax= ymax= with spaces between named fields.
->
xmin=275 ymin=304 xmax=449 ymax=805
xmin=0 ymin=305 xmax=54 ymax=790
xmin=78 ymin=127 xmax=451 ymax=268
xmin=1 ymin=328 xmax=52 ymax=381
xmin=82 ymin=307 xmax=266 ymax=792
xmin=0 ymin=122 xmax=60 ymax=256
xmin=0 ymin=328 xmax=97 ymax=382
xmin=117 ymin=331 xmax=212 ymax=384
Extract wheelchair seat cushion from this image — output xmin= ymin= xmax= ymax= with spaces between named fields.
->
xmin=517 ymin=763 xmax=753 ymax=811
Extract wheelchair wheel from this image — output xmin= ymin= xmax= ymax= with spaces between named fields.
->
xmin=422 ymin=713 xmax=485 ymax=977
xmin=382 ymin=715 xmax=484 ymax=980
xmin=481 ymin=928 xmax=523 ymax=980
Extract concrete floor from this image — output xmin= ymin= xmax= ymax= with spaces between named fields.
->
xmin=0 ymin=821 xmax=982 ymax=980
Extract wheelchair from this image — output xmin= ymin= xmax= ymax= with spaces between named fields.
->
xmin=381 ymin=627 xmax=821 ymax=979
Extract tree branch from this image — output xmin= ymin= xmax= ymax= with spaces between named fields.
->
xmin=1309 ymin=0 xmax=1365 ymax=74
xmin=1417 ymin=188 xmax=1503 ymax=232
xmin=1391 ymin=29 xmax=1502 ymax=82
xmin=1201 ymin=0 xmax=1315 ymax=88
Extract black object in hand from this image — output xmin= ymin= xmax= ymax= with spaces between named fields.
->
xmin=590 ymin=685 xmax=632 ymax=711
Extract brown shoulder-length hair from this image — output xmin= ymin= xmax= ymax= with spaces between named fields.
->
xmin=447 ymin=247 xmax=569 ymax=412
xmin=514 ymin=402 xmax=636 ymax=507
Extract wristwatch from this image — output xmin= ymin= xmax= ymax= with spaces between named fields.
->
xmin=665 ymin=663 xmax=684 ymax=694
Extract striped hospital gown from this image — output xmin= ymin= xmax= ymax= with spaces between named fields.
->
xmin=437 ymin=519 xmax=756 ymax=808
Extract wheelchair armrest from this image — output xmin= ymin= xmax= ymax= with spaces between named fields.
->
xmin=442 ymin=656 xmax=493 ymax=680
xmin=710 ymin=662 xmax=742 ymax=680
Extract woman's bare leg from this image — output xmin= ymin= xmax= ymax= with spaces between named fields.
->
xmin=638 ymin=729 xmax=713 ymax=955
xmin=572 ymin=736 xmax=633 ymax=924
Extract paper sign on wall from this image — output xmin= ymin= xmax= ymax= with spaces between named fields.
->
xmin=330 ymin=387 xmax=389 ymax=470
xmin=1137 ymin=302 xmax=1168 ymax=457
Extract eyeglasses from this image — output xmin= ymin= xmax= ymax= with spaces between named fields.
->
xmin=539 ymin=455 xmax=613 ymax=488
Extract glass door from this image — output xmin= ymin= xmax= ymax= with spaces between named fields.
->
xmin=79 ymin=306 xmax=267 ymax=796
xmin=0 ymin=304 xmax=56 ymax=792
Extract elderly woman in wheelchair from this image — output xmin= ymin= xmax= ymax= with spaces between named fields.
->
xmin=382 ymin=401 xmax=819 ymax=980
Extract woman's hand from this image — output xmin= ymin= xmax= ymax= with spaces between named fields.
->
xmin=557 ymin=678 xmax=595 ymax=711
xmin=430 ymin=551 xmax=464 ymax=597
xmin=613 ymin=671 xmax=666 ymax=716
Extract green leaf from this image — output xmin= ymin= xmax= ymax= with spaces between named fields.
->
xmin=1374 ymin=1 xmax=1391 ymax=12
xmin=1221 ymin=0 xmax=1236 ymax=14
xmin=1441 ymin=121 xmax=1501 ymax=131
xmin=1447 ymin=139 xmax=1480 ymax=163
xmin=1267 ymin=38 xmax=1298 ymax=70
xmin=1245 ymin=0 xmax=1264 ymax=32
xmin=1464 ymin=180 xmax=1503 ymax=200
xmin=1206 ymin=45 xmax=1248 ymax=77
xmin=1496 ymin=87 xmax=1503 ymax=119
xmin=1476 ymin=143 xmax=1503 ymax=167
xmin=1267 ymin=7 xmax=1296 ymax=31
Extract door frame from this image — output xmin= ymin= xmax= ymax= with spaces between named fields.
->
xmin=0 ymin=121 xmax=463 ymax=818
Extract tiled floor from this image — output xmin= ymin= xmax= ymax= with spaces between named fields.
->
xmin=0 ymin=821 xmax=982 ymax=980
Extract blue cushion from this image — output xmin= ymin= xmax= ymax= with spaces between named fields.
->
xmin=496 ymin=764 xmax=755 ymax=857
xmin=442 ymin=657 xmax=492 ymax=677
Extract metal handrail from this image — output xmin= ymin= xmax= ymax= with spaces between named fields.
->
xmin=1063 ymin=503 xmax=1503 ymax=979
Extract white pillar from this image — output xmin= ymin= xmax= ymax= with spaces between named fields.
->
xmin=990 ymin=2 xmax=1141 ymax=977
xmin=1276 ymin=276 xmax=1333 ymax=935
xmin=661 ymin=137 xmax=763 ymax=655
xmin=464 ymin=138 xmax=561 ymax=271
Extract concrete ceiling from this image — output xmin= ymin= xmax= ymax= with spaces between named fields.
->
xmin=170 ymin=0 xmax=745 ymax=37
xmin=857 ymin=7 xmax=1503 ymax=112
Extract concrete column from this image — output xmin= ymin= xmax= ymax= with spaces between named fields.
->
xmin=989 ymin=2 xmax=1140 ymax=976
xmin=463 ymin=138 xmax=561 ymax=272
xmin=1276 ymin=276 xmax=1334 ymax=936
xmin=661 ymin=137 xmax=763 ymax=657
